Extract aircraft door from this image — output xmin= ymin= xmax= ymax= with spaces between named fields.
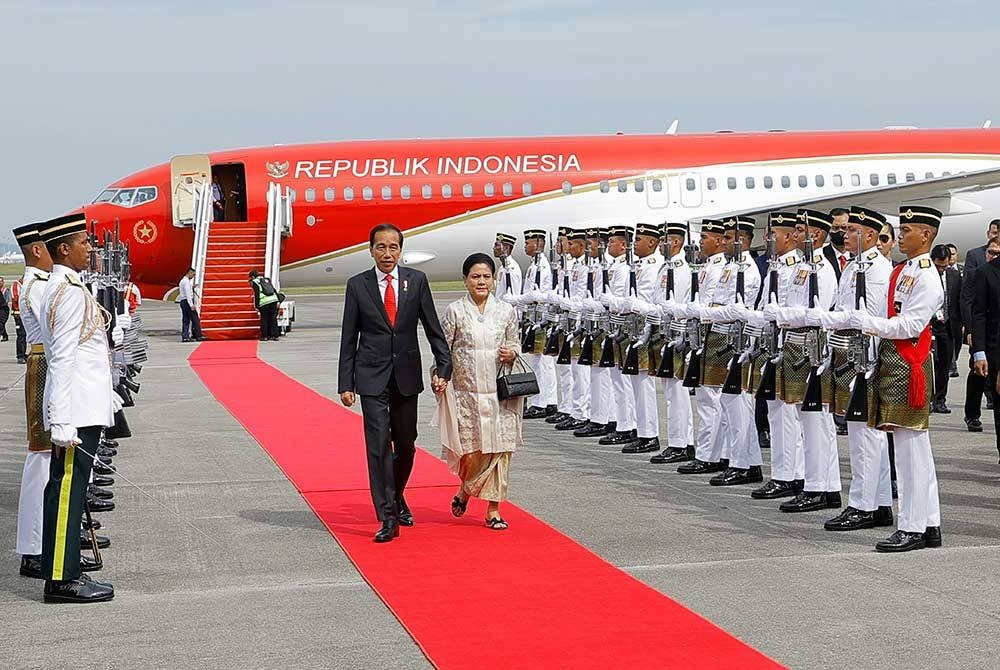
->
xmin=170 ymin=155 xmax=211 ymax=227
xmin=680 ymin=173 xmax=702 ymax=207
xmin=645 ymin=176 xmax=670 ymax=208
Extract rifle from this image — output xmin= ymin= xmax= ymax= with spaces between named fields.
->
xmin=682 ymin=221 xmax=703 ymax=388
xmin=621 ymin=232 xmax=645 ymax=375
xmin=655 ymin=241 xmax=676 ymax=378
xmin=841 ymin=231 xmax=876 ymax=421
xmin=598 ymin=239 xmax=618 ymax=368
xmin=520 ymin=242 xmax=544 ymax=353
xmin=543 ymin=233 xmax=563 ymax=356
xmin=722 ymin=229 xmax=748 ymax=394
xmin=755 ymin=219 xmax=780 ymax=400
xmin=556 ymin=244 xmax=577 ymax=365
xmin=797 ymin=214 xmax=825 ymax=411
xmin=577 ymin=245 xmax=597 ymax=366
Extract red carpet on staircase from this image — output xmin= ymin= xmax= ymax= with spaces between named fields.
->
xmin=190 ymin=341 xmax=785 ymax=669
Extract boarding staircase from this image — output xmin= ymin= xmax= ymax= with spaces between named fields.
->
xmin=191 ymin=182 xmax=292 ymax=340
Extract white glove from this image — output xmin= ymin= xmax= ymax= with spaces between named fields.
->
xmin=745 ymin=310 xmax=768 ymax=327
xmin=111 ymin=325 xmax=125 ymax=346
xmin=117 ymin=312 xmax=132 ymax=331
xmin=686 ymin=303 xmax=704 ymax=320
xmin=50 ymin=424 xmax=79 ymax=448
xmin=816 ymin=309 xmax=854 ymax=330
xmin=800 ymin=308 xmax=824 ymax=328
xmin=781 ymin=307 xmax=809 ymax=328
xmin=762 ymin=303 xmax=782 ymax=323
xmin=111 ymin=391 xmax=125 ymax=413
xmin=598 ymin=293 xmax=612 ymax=308
xmin=848 ymin=309 xmax=875 ymax=332
xmin=586 ymin=298 xmax=604 ymax=312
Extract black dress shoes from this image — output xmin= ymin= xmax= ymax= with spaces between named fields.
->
xmin=81 ymin=531 xmax=111 ymax=549
xmin=649 ymin=446 xmax=694 ymax=464
xmin=924 ymin=526 xmax=942 ymax=548
xmin=523 ymin=406 xmax=548 ymax=420
xmin=676 ymin=459 xmax=722 ymax=475
xmin=874 ymin=506 xmax=894 ymax=527
xmin=875 ymin=530 xmax=926 ymax=553
xmin=397 ymin=499 xmax=414 ymax=527
xmin=545 ymin=412 xmax=569 ymax=424
xmin=599 ymin=429 xmax=636 ymax=446
xmin=573 ymin=422 xmax=608 ymax=438
xmin=82 ymin=517 xmax=102 ymax=531
xmin=102 ymin=440 xmax=120 ymax=449
xmin=780 ymin=491 xmax=842 ymax=513
xmin=19 ymin=555 xmax=43 ymax=579
xmin=88 ymin=485 xmax=113 ymax=500
xmin=44 ymin=576 xmax=115 ymax=603
xmin=86 ymin=496 xmax=115 ymax=513
xmin=965 ymin=417 xmax=984 ymax=432
xmin=931 ymin=402 xmax=951 ymax=414
xmin=80 ymin=554 xmax=102 ymax=572
xmin=93 ymin=462 xmax=114 ymax=476
xmin=374 ymin=520 xmax=400 ymax=543
xmin=709 ymin=465 xmax=763 ymax=486
xmin=556 ymin=418 xmax=589 ymax=431
xmin=824 ymin=507 xmax=873 ymax=531
xmin=750 ymin=479 xmax=798 ymax=499
xmin=92 ymin=475 xmax=114 ymax=487
xmin=621 ymin=437 xmax=659 ymax=454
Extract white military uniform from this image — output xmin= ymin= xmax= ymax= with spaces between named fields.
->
xmin=656 ymin=252 xmax=693 ymax=450
xmin=780 ymin=248 xmax=839 ymax=495
xmin=699 ymin=250 xmax=761 ymax=469
xmin=548 ymin=256 xmax=576 ymax=417
xmin=585 ymin=255 xmax=612 ymax=427
xmin=516 ymin=253 xmax=557 ymax=410
xmin=15 ymin=266 xmax=50 ymax=557
xmin=495 ymin=256 xmax=523 ymax=306
xmin=606 ymin=254 xmax=637 ymax=434
xmin=625 ymin=250 xmax=666 ymax=441
xmin=563 ymin=253 xmax=591 ymax=421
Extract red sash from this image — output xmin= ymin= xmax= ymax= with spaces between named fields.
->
xmin=886 ymin=263 xmax=932 ymax=408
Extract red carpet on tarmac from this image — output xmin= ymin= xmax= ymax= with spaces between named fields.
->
xmin=190 ymin=341 xmax=784 ymax=669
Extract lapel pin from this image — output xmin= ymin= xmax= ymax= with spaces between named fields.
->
xmin=403 ymin=279 xmax=408 ymax=293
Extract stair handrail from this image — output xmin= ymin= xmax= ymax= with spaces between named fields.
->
xmin=190 ymin=183 xmax=212 ymax=313
xmin=264 ymin=181 xmax=288 ymax=291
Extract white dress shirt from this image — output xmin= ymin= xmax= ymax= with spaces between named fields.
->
xmin=179 ymin=275 xmax=195 ymax=304
xmin=375 ymin=265 xmax=400 ymax=300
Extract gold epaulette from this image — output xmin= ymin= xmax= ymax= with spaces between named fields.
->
xmin=785 ymin=256 xmax=797 ymax=266
xmin=919 ymin=258 xmax=932 ymax=269
xmin=66 ymin=274 xmax=84 ymax=288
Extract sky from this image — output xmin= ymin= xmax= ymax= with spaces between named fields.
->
xmin=2 ymin=0 xmax=1000 ymax=241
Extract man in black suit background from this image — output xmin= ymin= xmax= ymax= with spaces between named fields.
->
xmin=930 ymin=244 xmax=962 ymax=414
xmin=338 ymin=223 xmax=452 ymax=542
xmin=961 ymin=219 xmax=1000 ymax=431
xmin=825 ymin=208 xmax=852 ymax=281
xmin=971 ymin=238 xmax=1000 ymax=463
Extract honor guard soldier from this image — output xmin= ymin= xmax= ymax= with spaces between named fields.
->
xmin=513 ymin=229 xmax=558 ymax=419
xmin=696 ymin=216 xmax=763 ymax=484
xmin=552 ymin=228 xmax=592 ymax=431
xmin=650 ymin=222 xmax=695 ymax=463
xmin=12 ymin=223 xmax=61 ymax=579
xmin=813 ymin=205 xmax=944 ymax=552
xmin=612 ymin=222 xmax=666 ymax=453
xmin=750 ymin=213 xmax=806 ymax=499
xmin=803 ymin=206 xmax=894 ymax=531
xmin=493 ymin=232 xmax=522 ymax=303
xmin=765 ymin=209 xmax=841 ymax=513
xmin=574 ymin=227 xmax=615 ymax=438
xmin=676 ymin=219 xmax=729 ymax=474
xmin=545 ymin=226 xmax=575 ymax=425
xmin=38 ymin=213 xmax=117 ymax=603
xmin=598 ymin=226 xmax=639 ymax=446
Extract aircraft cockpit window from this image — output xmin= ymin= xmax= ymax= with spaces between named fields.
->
xmin=133 ymin=187 xmax=157 ymax=205
xmin=111 ymin=189 xmax=136 ymax=206
xmin=93 ymin=189 xmax=117 ymax=203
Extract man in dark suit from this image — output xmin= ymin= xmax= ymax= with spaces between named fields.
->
xmin=961 ymin=219 xmax=1000 ymax=431
xmin=930 ymin=244 xmax=962 ymax=413
xmin=824 ymin=208 xmax=852 ymax=282
xmin=338 ymin=223 xmax=452 ymax=542
xmin=971 ymin=238 xmax=1000 ymax=462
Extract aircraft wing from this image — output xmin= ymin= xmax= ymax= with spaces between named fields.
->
xmin=700 ymin=165 xmax=1000 ymax=225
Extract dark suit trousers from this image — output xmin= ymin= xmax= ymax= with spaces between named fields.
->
xmin=986 ymin=368 xmax=1000 ymax=458
xmin=360 ymin=374 xmax=418 ymax=521
xmin=966 ymin=365 xmax=986 ymax=420
xmin=932 ymin=332 xmax=953 ymax=405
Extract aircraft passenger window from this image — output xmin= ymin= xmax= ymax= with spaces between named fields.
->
xmin=686 ymin=178 xmax=696 ymax=191
xmin=617 ymin=180 xmax=627 ymax=193
xmin=484 ymin=183 xmax=495 ymax=197
xmin=324 ymin=187 xmax=335 ymax=202
xmin=832 ymin=175 xmax=843 ymax=187
xmin=502 ymin=182 xmax=513 ymax=196
xmin=905 ymin=173 xmax=915 ymax=182
xmin=887 ymin=173 xmax=897 ymax=185
xmin=798 ymin=176 xmax=807 ymax=188
xmin=562 ymin=181 xmax=573 ymax=194
xmin=133 ymin=187 xmax=157 ymax=205
xmin=422 ymin=184 xmax=432 ymax=199
xmin=781 ymin=176 xmax=790 ymax=188
xmin=382 ymin=185 xmax=392 ymax=199
xmin=706 ymin=177 xmax=717 ymax=190
xmin=462 ymin=183 xmax=473 ymax=197
xmin=942 ymin=171 xmax=952 ymax=176
xmin=288 ymin=189 xmax=296 ymax=202
xmin=111 ymin=189 xmax=136 ymax=206
xmin=344 ymin=187 xmax=354 ymax=201
xmin=305 ymin=188 xmax=316 ymax=203
xmin=634 ymin=179 xmax=644 ymax=192
xmin=870 ymin=174 xmax=879 ymax=186
xmin=925 ymin=172 xmax=934 ymax=179
xmin=600 ymin=180 xmax=610 ymax=193
xmin=400 ymin=185 xmax=411 ymax=199
xmin=651 ymin=179 xmax=662 ymax=192
xmin=851 ymin=174 xmax=861 ymax=186
xmin=93 ymin=189 xmax=117 ymax=203
xmin=442 ymin=184 xmax=453 ymax=198
xmin=745 ymin=177 xmax=755 ymax=189
xmin=727 ymin=177 xmax=737 ymax=190
xmin=763 ymin=176 xmax=773 ymax=189
xmin=522 ymin=182 xmax=533 ymax=196
xmin=815 ymin=175 xmax=825 ymax=187
xmin=362 ymin=186 xmax=373 ymax=200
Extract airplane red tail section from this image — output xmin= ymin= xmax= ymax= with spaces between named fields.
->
xmin=199 ymin=221 xmax=266 ymax=340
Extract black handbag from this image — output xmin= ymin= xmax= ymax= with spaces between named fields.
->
xmin=496 ymin=355 xmax=539 ymax=401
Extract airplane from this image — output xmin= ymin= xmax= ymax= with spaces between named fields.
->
xmin=76 ymin=124 xmax=1000 ymax=301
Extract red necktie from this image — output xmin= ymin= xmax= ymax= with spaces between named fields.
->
xmin=839 ymin=254 xmax=847 ymax=271
xmin=384 ymin=275 xmax=397 ymax=327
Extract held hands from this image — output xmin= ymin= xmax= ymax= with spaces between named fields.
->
xmin=431 ymin=373 xmax=449 ymax=395
xmin=340 ymin=391 xmax=356 ymax=407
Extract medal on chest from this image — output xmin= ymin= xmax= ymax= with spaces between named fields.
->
xmin=793 ymin=268 xmax=809 ymax=286
xmin=897 ymin=275 xmax=916 ymax=295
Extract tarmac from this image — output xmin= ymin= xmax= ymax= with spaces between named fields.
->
xmin=1 ymin=293 xmax=999 ymax=669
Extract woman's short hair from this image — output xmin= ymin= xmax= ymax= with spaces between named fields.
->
xmin=462 ymin=253 xmax=495 ymax=277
